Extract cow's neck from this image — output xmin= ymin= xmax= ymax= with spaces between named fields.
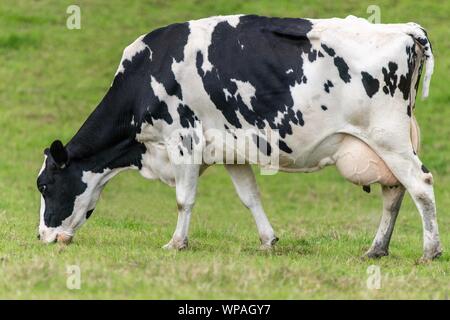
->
xmin=66 ymin=86 xmax=145 ymax=174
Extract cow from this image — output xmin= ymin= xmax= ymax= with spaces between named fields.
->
xmin=37 ymin=15 xmax=442 ymax=261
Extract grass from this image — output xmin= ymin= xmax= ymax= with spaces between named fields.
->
xmin=0 ymin=0 xmax=449 ymax=299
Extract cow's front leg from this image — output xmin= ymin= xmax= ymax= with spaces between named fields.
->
xmin=225 ymin=164 xmax=278 ymax=250
xmin=364 ymin=185 xmax=405 ymax=258
xmin=163 ymin=163 xmax=200 ymax=250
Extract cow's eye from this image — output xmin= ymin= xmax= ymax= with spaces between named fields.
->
xmin=38 ymin=184 xmax=47 ymax=194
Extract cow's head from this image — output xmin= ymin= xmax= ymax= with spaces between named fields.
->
xmin=36 ymin=140 xmax=107 ymax=244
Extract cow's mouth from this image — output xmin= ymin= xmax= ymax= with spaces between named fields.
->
xmin=56 ymin=233 xmax=73 ymax=244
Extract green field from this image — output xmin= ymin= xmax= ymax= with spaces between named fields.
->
xmin=0 ymin=0 xmax=448 ymax=299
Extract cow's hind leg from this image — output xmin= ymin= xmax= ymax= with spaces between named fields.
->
xmin=225 ymin=164 xmax=278 ymax=249
xmin=364 ymin=185 xmax=405 ymax=258
xmin=373 ymin=151 xmax=442 ymax=261
xmin=163 ymin=164 xmax=200 ymax=250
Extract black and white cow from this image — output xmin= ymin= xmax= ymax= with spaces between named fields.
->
xmin=37 ymin=15 xmax=442 ymax=261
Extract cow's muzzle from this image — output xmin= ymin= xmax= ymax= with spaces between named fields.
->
xmin=38 ymin=228 xmax=73 ymax=245
xmin=56 ymin=233 xmax=73 ymax=245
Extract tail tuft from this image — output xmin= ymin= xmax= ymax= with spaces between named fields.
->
xmin=421 ymin=49 xmax=434 ymax=99
xmin=406 ymin=23 xmax=434 ymax=99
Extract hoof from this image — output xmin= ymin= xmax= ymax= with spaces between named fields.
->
xmin=162 ymin=238 xmax=188 ymax=250
xmin=259 ymin=236 xmax=279 ymax=251
xmin=418 ymin=249 xmax=442 ymax=263
xmin=363 ymin=248 xmax=389 ymax=259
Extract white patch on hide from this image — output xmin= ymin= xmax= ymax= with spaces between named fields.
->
xmin=223 ymin=88 xmax=232 ymax=101
xmin=272 ymin=109 xmax=287 ymax=127
xmin=186 ymin=15 xmax=241 ymax=74
xmin=230 ymin=79 xmax=256 ymax=111
xmin=115 ymin=34 xmax=151 ymax=76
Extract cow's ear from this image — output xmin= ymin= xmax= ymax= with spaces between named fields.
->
xmin=50 ymin=140 xmax=69 ymax=168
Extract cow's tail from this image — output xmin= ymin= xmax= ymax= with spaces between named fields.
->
xmin=406 ymin=23 xmax=434 ymax=99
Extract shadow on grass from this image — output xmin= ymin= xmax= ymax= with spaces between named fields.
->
xmin=186 ymin=235 xmax=316 ymax=257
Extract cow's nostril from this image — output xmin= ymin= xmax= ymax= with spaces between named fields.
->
xmin=37 ymin=234 xmax=41 ymax=240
